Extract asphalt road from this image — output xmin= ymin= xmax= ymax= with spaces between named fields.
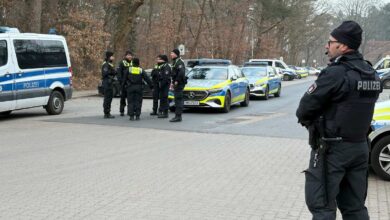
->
xmin=26 ymin=77 xmax=313 ymax=140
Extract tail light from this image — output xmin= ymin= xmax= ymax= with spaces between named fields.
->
xmin=68 ymin=66 xmax=73 ymax=86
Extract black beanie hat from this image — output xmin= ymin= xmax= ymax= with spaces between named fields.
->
xmin=330 ymin=20 xmax=362 ymax=50
xmin=132 ymin=58 xmax=140 ymax=67
xmin=157 ymin=54 xmax=168 ymax=62
xmin=105 ymin=51 xmax=114 ymax=60
xmin=125 ymin=50 xmax=133 ymax=56
xmin=172 ymin=49 xmax=180 ymax=57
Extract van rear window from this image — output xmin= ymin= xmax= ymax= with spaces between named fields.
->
xmin=0 ymin=40 xmax=7 ymax=67
xmin=14 ymin=39 xmax=67 ymax=69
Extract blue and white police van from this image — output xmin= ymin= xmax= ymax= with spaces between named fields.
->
xmin=0 ymin=29 xmax=73 ymax=116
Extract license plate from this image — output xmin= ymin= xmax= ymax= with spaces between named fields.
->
xmin=184 ymin=101 xmax=199 ymax=106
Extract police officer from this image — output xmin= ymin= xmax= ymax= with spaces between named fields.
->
xmin=151 ymin=55 xmax=172 ymax=118
xmin=117 ymin=51 xmax=133 ymax=116
xmin=124 ymin=58 xmax=153 ymax=121
xmin=296 ymin=21 xmax=381 ymax=220
xmin=102 ymin=51 xmax=116 ymax=119
xmin=170 ymin=49 xmax=186 ymax=122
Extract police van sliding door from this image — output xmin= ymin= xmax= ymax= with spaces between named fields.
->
xmin=13 ymin=40 xmax=46 ymax=109
xmin=0 ymin=39 xmax=16 ymax=112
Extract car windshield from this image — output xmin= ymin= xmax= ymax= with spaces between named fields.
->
xmin=187 ymin=67 xmax=228 ymax=80
xmin=241 ymin=67 xmax=267 ymax=77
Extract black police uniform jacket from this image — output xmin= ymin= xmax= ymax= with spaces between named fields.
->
xmin=171 ymin=58 xmax=186 ymax=88
xmin=296 ymin=51 xmax=381 ymax=142
xmin=117 ymin=59 xmax=132 ymax=86
xmin=124 ymin=67 xmax=153 ymax=88
xmin=151 ymin=62 xmax=172 ymax=86
xmin=101 ymin=61 xmax=116 ymax=84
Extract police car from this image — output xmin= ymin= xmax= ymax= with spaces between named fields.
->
xmin=241 ymin=62 xmax=281 ymax=99
xmin=0 ymin=28 xmax=73 ymax=116
xmin=369 ymin=100 xmax=390 ymax=180
xmin=168 ymin=59 xmax=250 ymax=113
xmin=249 ymin=59 xmax=297 ymax=81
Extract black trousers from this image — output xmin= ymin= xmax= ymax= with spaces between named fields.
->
xmin=159 ymin=83 xmax=169 ymax=113
xmin=103 ymin=80 xmax=113 ymax=115
xmin=119 ymin=86 xmax=127 ymax=114
xmin=174 ymin=87 xmax=184 ymax=115
xmin=127 ymin=84 xmax=143 ymax=117
xmin=305 ymin=141 xmax=369 ymax=220
xmin=152 ymin=82 xmax=160 ymax=113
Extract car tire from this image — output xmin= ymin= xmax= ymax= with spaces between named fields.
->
xmin=221 ymin=92 xmax=231 ymax=113
xmin=261 ymin=86 xmax=269 ymax=100
xmin=383 ymin=80 xmax=390 ymax=89
xmin=274 ymin=84 xmax=281 ymax=97
xmin=371 ymin=136 xmax=390 ymax=181
xmin=297 ymin=75 xmax=302 ymax=79
xmin=240 ymin=89 xmax=250 ymax=107
xmin=283 ymin=75 xmax=290 ymax=81
xmin=45 ymin=91 xmax=64 ymax=115
xmin=0 ymin=110 xmax=12 ymax=116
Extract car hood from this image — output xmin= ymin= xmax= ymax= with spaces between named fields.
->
xmin=247 ymin=76 xmax=268 ymax=85
xmin=185 ymin=79 xmax=228 ymax=90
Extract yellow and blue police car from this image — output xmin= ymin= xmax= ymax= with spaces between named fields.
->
xmin=169 ymin=60 xmax=250 ymax=113
xmin=369 ymin=100 xmax=390 ymax=180
xmin=241 ymin=62 xmax=282 ymax=99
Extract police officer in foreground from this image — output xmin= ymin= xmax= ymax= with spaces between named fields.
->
xmin=296 ymin=21 xmax=381 ymax=220
xmin=151 ymin=55 xmax=172 ymax=118
xmin=117 ymin=51 xmax=133 ymax=116
xmin=102 ymin=51 xmax=116 ymax=119
xmin=170 ymin=49 xmax=186 ymax=122
xmin=124 ymin=58 xmax=153 ymax=121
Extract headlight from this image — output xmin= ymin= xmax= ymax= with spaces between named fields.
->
xmin=208 ymin=89 xmax=223 ymax=94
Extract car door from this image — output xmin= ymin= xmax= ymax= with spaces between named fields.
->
xmin=0 ymin=37 xmax=16 ymax=112
xmin=228 ymin=66 xmax=240 ymax=102
xmin=234 ymin=66 xmax=247 ymax=97
xmin=13 ymin=39 xmax=46 ymax=109
xmin=267 ymin=67 xmax=276 ymax=91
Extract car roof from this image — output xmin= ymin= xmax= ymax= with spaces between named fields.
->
xmin=186 ymin=59 xmax=232 ymax=67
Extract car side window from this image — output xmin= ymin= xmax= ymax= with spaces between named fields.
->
xmin=0 ymin=40 xmax=7 ymax=67
xmin=14 ymin=40 xmax=43 ymax=69
xmin=276 ymin=62 xmax=285 ymax=69
xmin=41 ymin=40 xmax=68 ymax=67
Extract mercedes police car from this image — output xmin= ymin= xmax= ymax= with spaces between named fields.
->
xmin=241 ymin=62 xmax=281 ymax=99
xmin=169 ymin=59 xmax=250 ymax=113
xmin=369 ymin=100 xmax=390 ymax=180
xmin=0 ymin=27 xmax=73 ymax=116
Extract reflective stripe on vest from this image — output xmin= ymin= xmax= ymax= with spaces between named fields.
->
xmin=123 ymin=60 xmax=130 ymax=67
xmin=103 ymin=61 xmax=114 ymax=68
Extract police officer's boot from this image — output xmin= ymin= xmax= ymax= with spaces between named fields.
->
xmin=136 ymin=115 xmax=140 ymax=121
xmin=104 ymin=114 xmax=115 ymax=119
xmin=169 ymin=114 xmax=182 ymax=122
xmin=150 ymin=111 xmax=158 ymax=116
xmin=129 ymin=116 xmax=135 ymax=121
xmin=120 ymin=112 xmax=125 ymax=116
xmin=158 ymin=111 xmax=169 ymax=118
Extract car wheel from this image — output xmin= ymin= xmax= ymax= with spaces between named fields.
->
xmin=283 ymin=75 xmax=289 ymax=81
xmin=383 ymin=80 xmax=390 ymax=89
xmin=261 ymin=86 xmax=269 ymax=100
xmin=371 ymin=136 xmax=390 ymax=181
xmin=45 ymin=91 xmax=64 ymax=115
xmin=274 ymin=84 xmax=281 ymax=97
xmin=0 ymin=110 xmax=12 ymax=116
xmin=297 ymin=75 xmax=302 ymax=79
xmin=222 ymin=92 xmax=231 ymax=113
xmin=240 ymin=89 xmax=250 ymax=107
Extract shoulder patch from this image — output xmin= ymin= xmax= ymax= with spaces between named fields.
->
xmin=103 ymin=67 xmax=108 ymax=72
xmin=307 ymin=83 xmax=317 ymax=94
xmin=165 ymin=70 xmax=169 ymax=75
